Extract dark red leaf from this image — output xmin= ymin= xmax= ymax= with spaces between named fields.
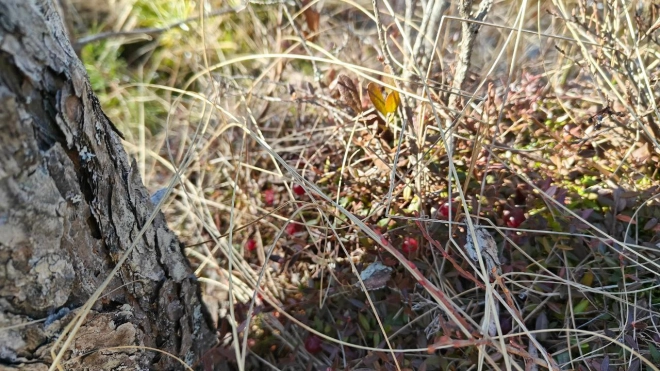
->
xmin=304 ymin=335 xmax=323 ymax=354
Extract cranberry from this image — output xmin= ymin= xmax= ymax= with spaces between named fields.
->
xmin=264 ymin=188 xmax=275 ymax=206
xmin=292 ymin=184 xmax=305 ymax=196
xmin=245 ymin=239 xmax=257 ymax=252
xmin=286 ymin=223 xmax=301 ymax=235
xmin=504 ymin=208 xmax=526 ymax=228
xmin=439 ymin=202 xmax=456 ymax=218
xmin=402 ymin=237 xmax=418 ymax=253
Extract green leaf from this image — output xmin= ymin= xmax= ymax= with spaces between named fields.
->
xmin=554 ymin=351 xmax=570 ymax=365
xmin=405 ymin=195 xmax=421 ymax=213
xmin=358 ymin=313 xmax=371 ymax=331
xmin=650 ymin=343 xmax=660 ymax=362
xmin=377 ymin=218 xmax=391 ymax=228
xmin=573 ymin=299 xmax=590 ymax=314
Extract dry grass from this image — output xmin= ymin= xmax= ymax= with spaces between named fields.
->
xmin=69 ymin=0 xmax=660 ymax=370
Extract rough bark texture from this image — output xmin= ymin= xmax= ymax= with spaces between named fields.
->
xmin=0 ymin=1 xmax=217 ymax=370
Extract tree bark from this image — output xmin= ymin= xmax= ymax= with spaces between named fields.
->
xmin=0 ymin=1 xmax=217 ymax=370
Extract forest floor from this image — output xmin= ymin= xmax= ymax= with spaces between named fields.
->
xmin=69 ymin=0 xmax=660 ymax=370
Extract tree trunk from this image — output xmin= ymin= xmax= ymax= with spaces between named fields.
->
xmin=0 ymin=1 xmax=217 ymax=370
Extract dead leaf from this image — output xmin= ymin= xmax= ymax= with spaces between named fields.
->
xmin=357 ymin=261 xmax=392 ymax=291
xmin=303 ymin=6 xmax=319 ymax=35
xmin=464 ymin=223 xmax=501 ymax=278
xmin=632 ymin=142 xmax=650 ymax=163
xmin=336 ymin=74 xmax=361 ymax=113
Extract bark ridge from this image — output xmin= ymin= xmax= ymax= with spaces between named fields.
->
xmin=0 ymin=1 xmax=216 ymax=369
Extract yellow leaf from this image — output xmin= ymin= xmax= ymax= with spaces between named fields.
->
xmin=367 ymin=82 xmax=387 ymax=115
xmin=385 ymin=90 xmax=400 ymax=114
xmin=580 ymin=270 xmax=594 ymax=287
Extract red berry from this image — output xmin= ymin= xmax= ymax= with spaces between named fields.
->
xmin=439 ymin=202 xmax=456 ymax=219
xmin=264 ymin=188 xmax=275 ymax=206
xmin=304 ymin=335 xmax=323 ymax=354
xmin=292 ymin=184 xmax=305 ymax=196
xmin=402 ymin=237 xmax=418 ymax=253
xmin=286 ymin=223 xmax=301 ymax=235
xmin=245 ymin=239 xmax=257 ymax=252
xmin=504 ymin=208 xmax=526 ymax=228
xmin=439 ymin=202 xmax=450 ymax=218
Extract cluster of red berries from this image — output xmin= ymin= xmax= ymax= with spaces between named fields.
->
xmin=263 ymin=184 xmax=306 ymax=207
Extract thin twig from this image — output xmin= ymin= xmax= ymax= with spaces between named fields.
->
xmin=447 ymin=0 xmax=493 ymax=110
xmin=420 ymin=0 xmax=450 ymax=74
xmin=409 ymin=0 xmax=434 ymax=81
xmin=282 ymin=4 xmax=321 ymax=82
xmin=370 ymin=0 xmax=414 ymax=217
